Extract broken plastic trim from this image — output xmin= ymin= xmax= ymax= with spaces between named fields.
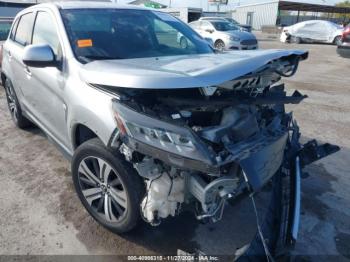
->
xmin=275 ymin=56 xmax=300 ymax=77
xmin=291 ymin=156 xmax=301 ymax=242
xmin=111 ymin=98 xmax=293 ymax=181
xmin=158 ymin=86 xmax=307 ymax=109
xmin=298 ymin=140 xmax=340 ymax=168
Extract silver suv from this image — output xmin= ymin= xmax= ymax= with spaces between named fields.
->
xmin=1 ymin=2 xmax=338 ymax=250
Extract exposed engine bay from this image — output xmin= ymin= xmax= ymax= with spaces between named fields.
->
xmin=102 ymin=53 xmax=339 ymax=228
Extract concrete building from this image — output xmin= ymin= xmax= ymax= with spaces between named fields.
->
xmin=232 ymin=0 xmax=350 ymax=30
xmin=231 ymin=1 xmax=278 ymax=30
xmin=0 ymin=0 xmax=34 ymax=18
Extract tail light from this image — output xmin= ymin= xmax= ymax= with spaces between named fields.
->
xmin=342 ymin=27 xmax=350 ymax=39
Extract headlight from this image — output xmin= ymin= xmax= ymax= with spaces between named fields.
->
xmin=125 ymin=121 xmax=196 ymax=152
xmin=111 ymin=99 xmax=215 ymax=165
xmin=227 ymin=35 xmax=240 ymax=42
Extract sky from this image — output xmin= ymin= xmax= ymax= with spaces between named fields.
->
xmin=116 ymin=0 xmax=343 ymax=10
xmin=5 ymin=0 xmax=344 ymax=10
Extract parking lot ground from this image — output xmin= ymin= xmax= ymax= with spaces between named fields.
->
xmin=0 ymin=36 xmax=350 ymax=260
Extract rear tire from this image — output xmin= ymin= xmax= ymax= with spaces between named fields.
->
xmin=72 ymin=138 xmax=145 ymax=234
xmin=4 ymin=78 xmax=32 ymax=129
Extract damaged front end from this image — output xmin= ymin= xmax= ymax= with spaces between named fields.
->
xmin=100 ymin=50 xmax=338 ymax=255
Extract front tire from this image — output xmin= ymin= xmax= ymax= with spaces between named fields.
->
xmin=4 ymin=78 xmax=32 ymax=129
xmin=291 ymin=36 xmax=302 ymax=44
xmin=334 ymin=36 xmax=342 ymax=46
xmin=72 ymin=138 xmax=145 ymax=233
xmin=214 ymin=40 xmax=225 ymax=51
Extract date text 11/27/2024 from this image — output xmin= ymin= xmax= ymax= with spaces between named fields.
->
xmin=127 ymin=255 xmax=219 ymax=261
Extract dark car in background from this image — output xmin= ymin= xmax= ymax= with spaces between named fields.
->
xmin=0 ymin=18 xmax=13 ymax=69
xmin=337 ymin=26 xmax=350 ymax=58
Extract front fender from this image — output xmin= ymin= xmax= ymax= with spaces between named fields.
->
xmin=69 ymin=105 xmax=116 ymax=149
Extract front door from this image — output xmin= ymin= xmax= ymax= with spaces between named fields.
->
xmin=200 ymin=21 xmax=215 ymax=40
xmin=25 ymin=10 xmax=70 ymax=150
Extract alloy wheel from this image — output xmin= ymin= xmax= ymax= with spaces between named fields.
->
xmin=334 ymin=36 xmax=342 ymax=46
xmin=215 ymin=41 xmax=225 ymax=51
xmin=5 ymin=83 xmax=19 ymax=122
xmin=78 ymin=156 xmax=128 ymax=222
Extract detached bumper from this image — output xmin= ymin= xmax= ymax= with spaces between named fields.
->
xmin=235 ymin=140 xmax=339 ymax=260
xmin=291 ymin=156 xmax=301 ymax=242
xmin=235 ymin=157 xmax=301 ymax=261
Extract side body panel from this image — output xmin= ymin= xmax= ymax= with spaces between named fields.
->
xmin=2 ymin=5 xmax=118 ymax=158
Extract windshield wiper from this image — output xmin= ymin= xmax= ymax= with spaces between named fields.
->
xmin=78 ymin=55 xmax=122 ymax=63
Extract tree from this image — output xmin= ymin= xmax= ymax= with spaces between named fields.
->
xmin=335 ymin=0 xmax=350 ymax=20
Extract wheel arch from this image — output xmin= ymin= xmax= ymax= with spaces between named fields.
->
xmin=72 ymin=123 xmax=101 ymax=149
xmin=1 ymin=72 xmax=7 ymax=87
xmin=68 ymin=101 xmax=117 ymax=152
xmin=333 ymin=35 xmax=342 ymax=44
xmin=214 ymin=39 xmax=224 ymax=45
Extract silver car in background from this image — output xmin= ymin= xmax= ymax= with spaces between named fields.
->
xmin=199 ymin=16 xmax=252 ymax=32
xmin=189 ymin=19 xmax=258 ymax=50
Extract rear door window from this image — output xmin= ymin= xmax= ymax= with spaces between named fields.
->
xmin=200 ymin=21 xmax=213 ymax=30
xmin=14 ymin=12 xmax=35 ymax=46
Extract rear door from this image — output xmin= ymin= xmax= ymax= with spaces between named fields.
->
xmin=299 ymin=21 xmax=327 ymax=41
xmin=3 ymin=12 xmax=35 ymax=109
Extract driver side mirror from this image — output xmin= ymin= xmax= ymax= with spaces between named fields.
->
xmin=205 ymin=28 xmax=214 ymax=34
xmin=22 ymin=44 xmax=57 ymax=68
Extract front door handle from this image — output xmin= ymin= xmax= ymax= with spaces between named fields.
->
xmin=24 ymin=66 xmax=32 ymax=77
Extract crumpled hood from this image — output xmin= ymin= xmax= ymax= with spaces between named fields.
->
xmin=80 ymin=49 xmax=307 ymax=89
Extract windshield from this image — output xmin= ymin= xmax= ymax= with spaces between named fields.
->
xmin=211 ymin=21 xmax=239 ymax=31
xmin=60 ymin=9 xmax=213 ymax=63
xmin=225 ymin=18 xmax=239 ymax=25
xmin=0 ymin=21 xmax=12 ymax=41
